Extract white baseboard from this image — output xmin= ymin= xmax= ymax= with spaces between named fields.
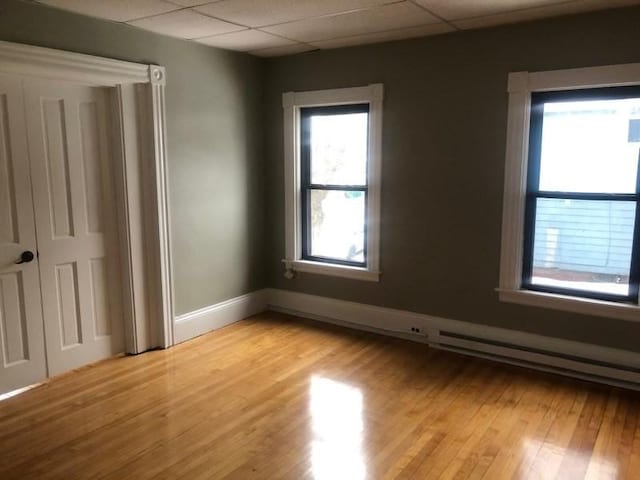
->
xmin=267 ymin=288 xmax=432 ymax=341
xmin=174 ymin=290 xmax=267 ymax=344
xmin=172 ymin=287 xmax=640 ymax=389
xmin=265 ymin=288 xmax=640 ymax=390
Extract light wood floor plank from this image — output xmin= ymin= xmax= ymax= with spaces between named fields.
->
xmin=1 ymin=312 xmax=638 ymax=480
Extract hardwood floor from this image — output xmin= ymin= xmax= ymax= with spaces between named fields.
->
xmin=1 ymin=312 xmax=639 ymax=480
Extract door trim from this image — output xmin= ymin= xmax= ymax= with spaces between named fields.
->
xmin=0 ymin=40 xmax=174 ymax=352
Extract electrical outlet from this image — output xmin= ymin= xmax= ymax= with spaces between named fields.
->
xmin=409 ymin=326 xmax=426 ymax=335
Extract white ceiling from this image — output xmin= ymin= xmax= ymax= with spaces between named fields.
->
xmin=35 ymin=0 xmax=640 ymax=57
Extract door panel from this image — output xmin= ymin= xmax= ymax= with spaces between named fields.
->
xmin=89 ymin=257 xmax=112 ymax=337
xmin=42 ymin=98 xmax=75 ymax=238
xmin=0 ymin=74 xmax=47 ymax=394
xmin=80 ymin=101 xmax=106 ymax=234
xmin=1 ymin=272 xmax=30 ymax=363
xmin=55 ymin=262 xmax=82 ymax=348
xmin=0 ymin=96 xmax=18 ymax=245
xmin=25 ymin=79 xmax=123 ymax=376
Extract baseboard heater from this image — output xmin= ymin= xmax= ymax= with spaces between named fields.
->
xmin=266 ymin=293 xmax=640 ymax=391
xmin=429 ymin=330 xmax=640 ymax=391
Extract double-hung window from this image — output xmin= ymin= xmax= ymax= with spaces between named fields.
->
xmin=524 ymin=87 xmax=640 ymax=302
xmin=300 ymin=104 xmax=369 ymax=267
xmin=282 ymin=85 xmax=383 ymax=281
xmin=499 ymin=64 xmax=640 ymax=321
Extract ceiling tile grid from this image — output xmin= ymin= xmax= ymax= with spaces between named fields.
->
xmin=249 ymin=43 xmax=318 ymax=58
xmin=196 ymin=28 xmax=295 ymax=50
xmin=449 ymin=0 xmax=640 ymax=30
xmin=37 ymin=0 xmax=182 ymax=22
xmin=260 ymin=2 xmax=440 ymax=43
xmin=194 ymin=0 xmax=400 ymax=28
xmin=309 ymin=22 xmax=454 ymax=50
xmin=34 ymin=0 xmax=640 ymax=57
xmin=128 ymin=8 xmax=245 ymax=39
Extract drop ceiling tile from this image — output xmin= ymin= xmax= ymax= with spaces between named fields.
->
xmin=412 ymin=0 xmax=570 ymax=21
xmin=311 ymin=22 xmax=454 ymax=49
xmin=196 ymin=29 xmax=295 ymax=51
xmin=37 ymin=0 xmax=181 ymax=22
xmin=415 ymin=0 xmax=640 ymax=22
xmin=261 ymin=2 xmax=441 ymax=43
xmin=452 ymin=0 xmax=640 ymax=29
xmin=128 ymin=9 xmax=244 ymax=39
xmin=194 ymin=0 xmax=399 ymax=28
xmin=249 ymin=43 xmax=317 ymax=57
xmin=167 ymin=0 xmax=221 ymax=6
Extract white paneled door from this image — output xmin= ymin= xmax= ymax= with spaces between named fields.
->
xmin=0 ymin=74 xmax=124 ymax=393
xmin=24 ymin=78 xmax=124 ymax=377
xmin=0 ymin=74 xmax=47 ymax=394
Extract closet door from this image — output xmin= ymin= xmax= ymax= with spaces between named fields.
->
xmin=24 ymin=79 xmax=124 ymax=376
xmin=0 ymin=74 xmax=47 ymax=394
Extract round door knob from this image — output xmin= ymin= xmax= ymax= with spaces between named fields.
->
xmin=15 ymin=251 xmax=35 ymax=264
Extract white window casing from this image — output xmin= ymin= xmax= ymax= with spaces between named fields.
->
xmin=498 ymin=63 xmax=640 ymax=322
xmin=282 ymin=84 xmax=383 ymax=282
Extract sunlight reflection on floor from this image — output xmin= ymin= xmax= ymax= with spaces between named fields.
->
xmin=522 ymin=438 xmax=619 ymax=479
xmin=309 ymin=375 xmax=366 ymax=480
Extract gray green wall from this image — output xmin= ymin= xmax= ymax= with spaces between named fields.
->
xmin=0 ymin=0 xmax=265 ymax=316
xmin=5 ymin=0 xmax=640 ymax=351
xmin=264 ymin=6 xmax=640 ymax=351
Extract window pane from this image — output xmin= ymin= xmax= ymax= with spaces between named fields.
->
xmin=539 ymin=97 xmax=640 ymax=193
xmin=309 ymin=190 xmax=365 ymax=263
xmin=311 ymin=112 xmax=368 ymax=185
xmin=531 ymin=198 xmax=635 ymax=296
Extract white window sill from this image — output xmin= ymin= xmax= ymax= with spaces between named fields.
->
xmin=283 ymin=259 xmax=380 ymax=282
xmin=497 ymin=288 xmax=640 ymax=323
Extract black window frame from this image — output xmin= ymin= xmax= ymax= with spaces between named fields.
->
xmin=522 ymin=85 xmax=640 ymax=303
xmin=299 ymin=103 xmax=370 ymax=268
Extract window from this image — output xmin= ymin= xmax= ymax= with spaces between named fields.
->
xmin=282 ymin=85 xmax=383 ymax=281
xmin=524 ymin=87 xmax=640 ymax=302
xmin=301 ymin=104 xmax=369 ymax=266
xmin=499 ymin=64 xmax=640 ymax=321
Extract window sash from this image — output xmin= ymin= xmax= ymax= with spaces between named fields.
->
xmin=301 ymin=187 xmax=368 ymax=267
xmin=300 ymin=104 xmax=370 ymax=268
xmin=522 ymin=87 xmax=640 ymax=303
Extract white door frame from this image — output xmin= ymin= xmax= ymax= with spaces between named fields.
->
xmin=0 ymin=40 xmax=174 ymax=353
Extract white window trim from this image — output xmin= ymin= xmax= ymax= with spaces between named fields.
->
xmin=498 ymin=63 xmax=640 ymax=322
xmin=282 ymin=84 xmax=383 ymax=282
